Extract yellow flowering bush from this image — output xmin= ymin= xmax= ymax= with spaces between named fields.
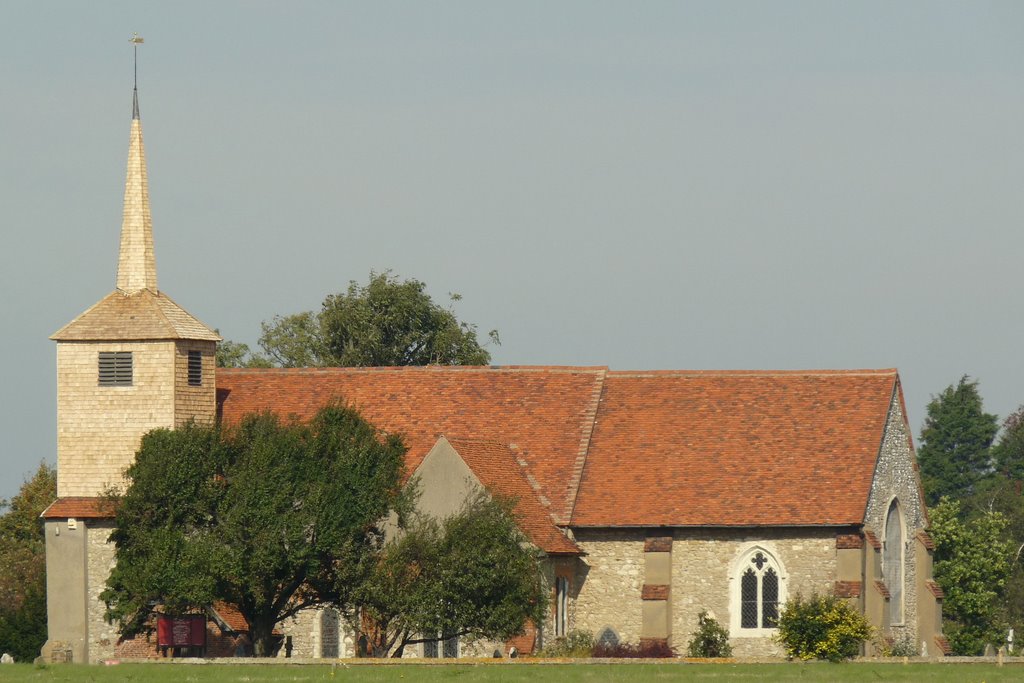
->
xmin=775 ymin=593 xmax=873 ymax=662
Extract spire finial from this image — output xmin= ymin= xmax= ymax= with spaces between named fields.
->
xmin=130 ymin=34 xmax=144 ymax=120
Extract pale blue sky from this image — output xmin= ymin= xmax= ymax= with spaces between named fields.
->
xmin=3 ymin=2 xmax=1023 ymax=502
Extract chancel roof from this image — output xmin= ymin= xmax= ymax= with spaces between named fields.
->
xmin=570 ymin=369 xmax=900 ymax=527
xmin=216 ymin=366 xmax=903 ymax=529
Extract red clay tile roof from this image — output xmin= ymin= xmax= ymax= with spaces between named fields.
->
xmin=41 ymin=497 xmax=116 ymax=519
xmin=926 ymin=580 xmax=945 ymax=599
xmin=210 ymin=602 xmax=248 ymax=633
xmin=217 ymin=366 xmax=606 ymax=524
xmin=571 ymin=370 xmax=898 ymax=527
xmin=444 ymin=438 xmax=580 ymax=555
xmin=917 ymin=530 xmax=936 ymax=550
xmin=217 ymin=366 xmax=903 ymax=529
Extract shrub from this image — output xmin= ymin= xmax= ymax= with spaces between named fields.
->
xmin=536 ymin=629 xmax=593 ymax=657
xmin=686 ymin=610 xmax=732 ymax=658
xmin=775 ymin=593 xmax=872 ymax=662
xmin=592 ymin=639 xmax=677 ymax=658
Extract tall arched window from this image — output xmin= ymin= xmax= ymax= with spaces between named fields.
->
xmin=731 ymin=546 xmax=785 ymax=636
xmin=883 ymin=499 xmax=904 ymax=624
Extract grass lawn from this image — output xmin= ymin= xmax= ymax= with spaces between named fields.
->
xmin=0 ymin=662 xmax=1021 ymax=683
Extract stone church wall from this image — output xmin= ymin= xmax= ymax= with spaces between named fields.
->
xmin=569 ymin=527 xmax=836 ymax=656
xmin=86 ymin=520 xmax=118 ymax=664
xmin=671 ymin=528 xmax=836 ymax=657
xmin=570 ymin=529 xmax=646 ymax=646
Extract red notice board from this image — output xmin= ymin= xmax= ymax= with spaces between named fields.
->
xmin=157 ymin=614 xmax=207 ymax=648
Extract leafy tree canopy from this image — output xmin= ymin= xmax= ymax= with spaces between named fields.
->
xmin=917 ymin=376 xmax=999 ymax=506
xmin=930 ymin=497 xmax=1013 ymax=655
xmin=214 ymin=336 xmax=272 ymax=369
xmin=352 ymin=493 xmax=546 ymax=658
xmin=0 ymin=462 xmax=56 ymax=662
xmin=103 ymin=405 xmax=407 ymax=656
xmin=217 ymin=271 xmax=498 ymax=368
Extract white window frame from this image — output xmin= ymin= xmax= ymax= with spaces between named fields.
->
xmin=729 ymin=544 xmax=787 ymax=638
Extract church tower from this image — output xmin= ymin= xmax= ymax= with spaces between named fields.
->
xmin=42 ymin=42 xmax=220 ymax=663
xmin=50 ymin=63 xmax=220 ymax=498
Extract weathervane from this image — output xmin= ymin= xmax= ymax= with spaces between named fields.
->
xmin=130 ymin=33 xmax=144 ymax=89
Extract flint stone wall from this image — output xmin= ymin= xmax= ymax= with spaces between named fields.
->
xmin=86 ymin=521 xmax=118 ymax=664
xmin=864 ymin=392 xmax=926 ymax=646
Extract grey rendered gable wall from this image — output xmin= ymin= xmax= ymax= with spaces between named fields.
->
xmin=413 ymin=438 xmax=485 ymax=519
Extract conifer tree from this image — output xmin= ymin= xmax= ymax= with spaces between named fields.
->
xmin=917 ymin=376 xmax=999 ymax=507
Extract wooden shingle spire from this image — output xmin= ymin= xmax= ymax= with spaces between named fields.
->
xmin=116 ymin=35 xmax=157 ymax=294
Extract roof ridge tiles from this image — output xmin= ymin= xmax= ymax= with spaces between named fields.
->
xmin=218 ymin=365 xmax=896 ymax=376
xmin=606 ymin=368 xmax=899 ymax=378
xmin=218 ymin=365 xmax=609 ymax=375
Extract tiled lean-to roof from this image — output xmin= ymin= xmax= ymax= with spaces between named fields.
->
xmin=216 ymin=366 xmax=902 ymax=530
xmin=445 ymin=438 xmax=580 ymax=555
xmin=42 ymin=497 xmax=117 ymax=519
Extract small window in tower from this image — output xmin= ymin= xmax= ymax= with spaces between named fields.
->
xmin=188 ymin=350 xmax=202 ymax=386
xmin=98 ymin=352 xmax=133 ymax=386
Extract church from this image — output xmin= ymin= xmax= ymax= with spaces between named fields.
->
xmin=40 ymin=78 xmax=946 ymax=662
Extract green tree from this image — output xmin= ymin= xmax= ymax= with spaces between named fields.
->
xmin=352 ymin=494 xmax=546 ymax=658
xmin=103 ymin=405 xmax=407 ymax=656
xmin=256 ymin=271 xmax=498 ymax=367
xmin=992 ymin=406 xmax=1024 ymax=483
xmin=214 ymin=333 xmax=272 ymax=368
xmin=966 ymin=477 xmax=1024 ymax=636
xmin=917 ymin=376 xmax=999 ymax=506
xmin=0 ymin=463 xmax=57 ymax=662
xmin=930 ymin=497 xmax=1013 ymax=655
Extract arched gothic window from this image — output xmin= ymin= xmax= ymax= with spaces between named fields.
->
xmin=731 ymin=546 xmax=785 ymax=635
xmin=883 ymin=499 xmax=904 ymax=624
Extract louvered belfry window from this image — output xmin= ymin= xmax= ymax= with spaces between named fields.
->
xmin=98 ymin=351 xmax=133 ymax=386
xmin=187 ymin=350 xmax=202 ymax=386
